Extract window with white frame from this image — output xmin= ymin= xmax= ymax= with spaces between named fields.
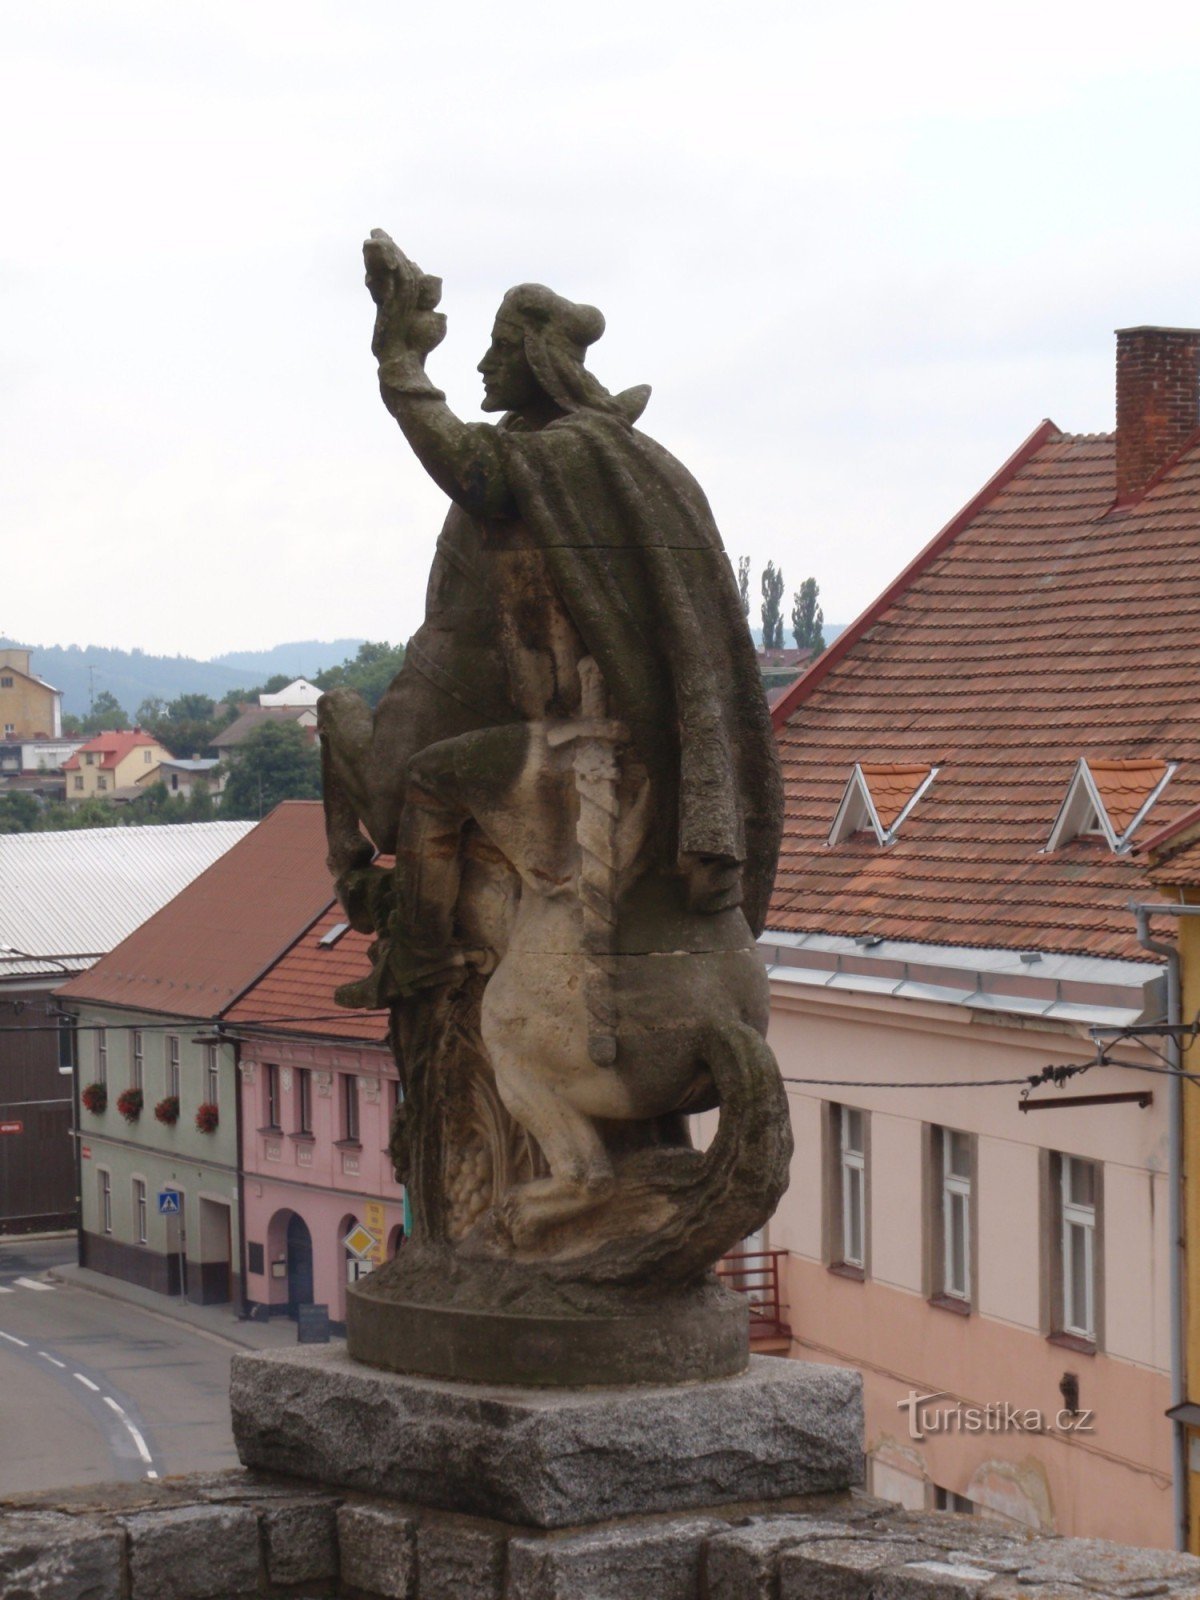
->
xmin=96 ymin=1026 xmax=108 ymax=1085
xmin=133 ymin=1178 xmax=147 ymax=1245
xmin=1060 ymin=1155 xmax=1098 ymax=1341
xmin=167 ymin=1034 xmax=180 ymax=1098
xmin=100 ymin=1169 xmax=112 ymax=1234
xmin=205 ymin=1044 xmax=219 ymax=1106
xmin=931 ymin=1126 xmax=973 ymax=1305
xmin=132 ymin=1029 xmax=144 ymax=1090
xmin=829 ymin=1105 xmax=867 ymax=1271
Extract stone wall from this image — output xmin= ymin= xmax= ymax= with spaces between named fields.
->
xmin=4 ymin=1468 xmax=1200 ymax=1600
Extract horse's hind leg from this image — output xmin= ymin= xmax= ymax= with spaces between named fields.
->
xmin=489 ymin=1044 xmax=615 ymax=1245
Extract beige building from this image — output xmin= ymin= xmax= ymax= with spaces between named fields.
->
xmin=0 ymin=647 xmax=62 ymax=740
xmin=762 ymin=325 xmax=1200 ymax=1549
xmin=62 ymin=730 xmax=172 ymax=802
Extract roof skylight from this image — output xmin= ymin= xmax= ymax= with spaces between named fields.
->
xmin=1046 ymin=758 xmax=1176 ymax=853
xmin=828 ymin=762 xmax=938 ymax=847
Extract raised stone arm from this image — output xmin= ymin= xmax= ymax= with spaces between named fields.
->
xmin=364 ymin=230 xmax=513 ymax=520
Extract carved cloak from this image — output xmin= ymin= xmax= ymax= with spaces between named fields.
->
xmin=496 ymin=408 xmax=783 ymax=937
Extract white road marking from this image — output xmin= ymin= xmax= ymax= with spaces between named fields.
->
xmin=0 ymin=1285 xmax=13 ymax=1294
xmin=0 ymin=1330 xmax=28 ymax=1347
xmin=102 ymin=1395 xmax=153 ymax=1464
xmin=74 ymin=1372 xmax=100 ymax=1392
xmin=38 ymin=1352 xmax=66 ymax=1369
xmin=145 ymin=1470 xmax=159 ymax=1480
xmin=15 ymin=1277 xmax=53 ymax=1291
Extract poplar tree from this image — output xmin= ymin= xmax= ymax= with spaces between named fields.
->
xmin=760 ymin=562 xmax=785 ymax=649
xmin=791 ymin=577 xmax=826 ymax=655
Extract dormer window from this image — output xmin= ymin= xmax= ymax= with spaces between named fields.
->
xmin=828 ymin=762 xmax=938 ymax=847
xmin=1046 ymin=758 xmax=1175 ymax=853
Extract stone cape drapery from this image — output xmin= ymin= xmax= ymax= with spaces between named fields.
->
xmin=494 ymin=405 xmax=782 ymax=936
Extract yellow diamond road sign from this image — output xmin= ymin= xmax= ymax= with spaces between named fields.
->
xmin=343 ymin=1223 xmax=378 ymax=1260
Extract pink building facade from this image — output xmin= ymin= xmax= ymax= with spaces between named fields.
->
xmin=237 ymin=1032 xmax=405 ymax=1329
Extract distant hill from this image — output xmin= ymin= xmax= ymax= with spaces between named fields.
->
xmin=2 ymin=638 xmax=365 ymax=717
xmin=210 ymin=641 xmax=365 ymax=680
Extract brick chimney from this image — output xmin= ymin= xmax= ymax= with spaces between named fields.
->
xmin=1115 ymin=325 xmax=1200 ymax=504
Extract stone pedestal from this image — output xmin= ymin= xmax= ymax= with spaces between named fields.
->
xmin=345 ymin=1274 xmax=749 ymax=1386
xmin=230 ymin=1346 xmax=863 ymax=1530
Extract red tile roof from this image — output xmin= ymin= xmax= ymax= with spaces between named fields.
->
xmin=1087 ymin=759 xmax=1170 ymax=835
xmin=1148 ymin=839 xmax=1200 ymax=887
xmin=770 ymin=423 xmax=1200 ymax=961
xmin=58 ymin=802 xmax=334 ymax=1016
xmin=225 ymin=901 xmax=389 ymax=1045
xmin=857 ymin=763 xmax=932 ymax=832
xmin=62 ymin=730 xmax=164 ymax=771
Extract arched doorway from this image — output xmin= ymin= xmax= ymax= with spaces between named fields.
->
xmin=285 ymin=1213 xmax=314 ymax=1318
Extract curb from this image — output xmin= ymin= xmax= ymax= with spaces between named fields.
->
xmin=45 ymin=1266 xmax=267 ymax=1353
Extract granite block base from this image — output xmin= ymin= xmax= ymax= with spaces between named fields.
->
xmin=230 ymin=1345 xmax=863 ymax=1530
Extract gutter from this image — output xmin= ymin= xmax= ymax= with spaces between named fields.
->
xmin=1131 ymin=902 xmax=1192 ymax=1553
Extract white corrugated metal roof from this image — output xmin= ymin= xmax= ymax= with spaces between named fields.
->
xmin=0 ymin=821 xmax=254 ymax=980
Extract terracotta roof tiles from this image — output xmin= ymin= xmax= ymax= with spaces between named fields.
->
xmin=58 ymin=802 xmax=334 ymax=1016
xmin=225 ymin=901 xmax=388 ymax=1045
xmin=770 ymin=427 xmax=1200 ymax=961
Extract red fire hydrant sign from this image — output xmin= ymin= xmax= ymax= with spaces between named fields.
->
xmin=0 ymin=1120 xmax=23 ymax=1135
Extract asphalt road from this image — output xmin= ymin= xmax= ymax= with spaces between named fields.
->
xmin=0 ymin=1236 xmax=239 ymax=1494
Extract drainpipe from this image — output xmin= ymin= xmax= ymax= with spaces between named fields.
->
xmin=227 ymin=1026 xmax=250 ymax=1321
xmin=1133 ymin=904 xmax=1188 ymax=1551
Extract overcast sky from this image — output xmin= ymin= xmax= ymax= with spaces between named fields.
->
xmin=5 ymin=1 xmax=1200 ymax=660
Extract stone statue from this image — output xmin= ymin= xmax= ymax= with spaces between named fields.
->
xmin=319 ymin=231 xmax=791 ymax=1384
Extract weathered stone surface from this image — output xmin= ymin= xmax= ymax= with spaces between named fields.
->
xmin=231 ymin=1345 xmax=862 ymax=1528
xmin=320 ymin=229 xmax=790 ymax=1388
xmin=416 ymin=1517 xmax=506 ymax=1600
xmin=0 ymin=1510 xmax=122 ymax=1600
xmin=705 ymin=1516 xmax=885 ymax=1599
xmin=780 ymin=1532 xmax=936 ymax=1598
xmin=337 ymin=1503 xmax=416 ymax=1599
xmin=507 ymin=1517 xmax=726 ymax=1600
xmin=994 ymin=1535 xmax=1200 ymax=1594
xmin=262 ymin=1497 xmax=338 ymax=1585
xmin=122 ymin=1503 xmax=260 ymax=1599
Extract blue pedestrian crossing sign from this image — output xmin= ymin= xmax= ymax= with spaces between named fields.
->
xmin=157 ymin=1190 xmax=181 ymax=1214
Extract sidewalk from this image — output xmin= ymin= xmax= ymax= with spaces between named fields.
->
xmin=48 ymin=1262 xmax=309 ymax=1352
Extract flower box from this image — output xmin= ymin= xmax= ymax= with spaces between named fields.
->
xmin=154 ymin=1095 xmax=180 ymax=1126
xmin=195 ymin=1101 xmax=219 ymax=1134
xmin=116 ymin=1087 xmax=143 ymax=1123
xmin=81 ymin=1082 xmax=107 ymax=1115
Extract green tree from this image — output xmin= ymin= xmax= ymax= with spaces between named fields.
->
xmin=81 ymin=690 xmax=129 ymax=734
xmin=760 ymin=562 xmax=785 ymax=650
xmin=791 ymin=577 xmax=826 ymax=655
xmin=315 ymin=640 xmax=406 ymax=709
xmin=135 ymin=696 xmax=166 ymax=727
xmin=0 ymin=792 xmax=41 ymax=834
xmin=736 ymin=556 xmax=750 ymax=619
xmin=220 ymin=722 xmax=321 ymax=819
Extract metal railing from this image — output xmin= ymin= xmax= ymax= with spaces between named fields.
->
xmin=716 ymin=1248 xmax=791 ymax=1343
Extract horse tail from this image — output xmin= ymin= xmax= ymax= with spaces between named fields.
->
xmin=557 ymin=1020 xmax=793 ymax=1289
